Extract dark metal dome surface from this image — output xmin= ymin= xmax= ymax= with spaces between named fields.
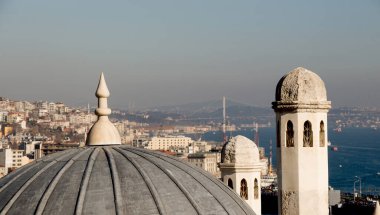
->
xmin=0 ymin=146 xmax=255 ymax=215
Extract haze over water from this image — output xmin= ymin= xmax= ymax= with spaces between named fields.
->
xmin=203 ymin=127 xmax=380 ymax=194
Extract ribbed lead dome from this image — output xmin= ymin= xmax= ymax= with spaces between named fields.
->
xmin=0 ymin=146 xmax=255 ymax=215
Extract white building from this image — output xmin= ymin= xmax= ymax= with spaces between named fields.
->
xmin=272 ymin=67 xmax=331 ymax=215
xmin=219 ymin=135 xmax=262 ymax=214
xmin=52 ymin=114 xmax=67 ymax=121
xmin=37 ymin=101 xmax=48 ymax=110
xmin=188 ymin=140 xmax=212 ymax=154
xmin=0 ymin=148 xmax=31 ymax=175
xmin=55 ymin=102 xmax=67 ymax=114
xmin=69 ymin=113 xmax=97 ymax=125
xmin=14 ymin=101 xmax=25 ymax=112
xmin=147 ymin=136 xmax=193 ymax=150
xmin=0 ymin=111 xmax=8 ymax=122
xmin=38 ymin=108 xmax=48 ymax=117
xmin=114 ymin=121 xmax=125 ymax=135
xmin=188 ymin=152 xmax=221 ymax=177
xmin=24 ymin=141 xmax=42 ymax=155
xmin=48 ymin=102 xmax=56 ymax=114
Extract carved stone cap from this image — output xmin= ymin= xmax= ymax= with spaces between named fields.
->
xmin=221 ymin=135 xmax=260 ymax=165
xmin=273 ymin=67 xmax=331 ymax=112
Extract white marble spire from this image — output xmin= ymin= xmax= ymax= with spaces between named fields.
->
xmin=86 ymin=73 xmax=121 ymax=146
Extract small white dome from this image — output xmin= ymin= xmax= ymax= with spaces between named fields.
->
xmin=275 ymin=67 xmax=327 ymax=103
xmin=221 ymin=135 xmax=260 ymax=165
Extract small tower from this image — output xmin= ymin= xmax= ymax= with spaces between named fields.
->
xmin=272 ymin=67 xmax=331 ymax=215
xmin=220 ymin=135 xmax=262 ymax=214
xmin=86 ymin=73 xmax=121 ymax=146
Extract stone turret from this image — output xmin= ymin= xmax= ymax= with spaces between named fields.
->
xmin=220 ymin=135 xmax=262 ymax=214
xmin=273 ymin=67 xmax=331 ymax=215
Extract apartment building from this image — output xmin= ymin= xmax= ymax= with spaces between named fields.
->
xmin=147 ymin=136 xmax=192 ymax=150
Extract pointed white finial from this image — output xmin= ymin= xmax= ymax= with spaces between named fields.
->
xmin=86 ymin=73 xmax=121 ymax=146
xmin=95 ymin=73 xmax=111 ymax=117
xmin=96 ymin=72 xmax=110 ymax=98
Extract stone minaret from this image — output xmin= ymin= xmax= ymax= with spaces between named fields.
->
xmin=272 ymin=67 xmax=331 ymax=215
xmin=219 ymin=135 xmax=262 ymax=214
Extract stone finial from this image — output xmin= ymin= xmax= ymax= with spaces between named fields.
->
xmin=96 ymin=72 xmax=110 ymax=98
xmin=95 ymin=72 xmax=111 ymax=117
xmin=86 ymin=73 xmax=121 ymax=146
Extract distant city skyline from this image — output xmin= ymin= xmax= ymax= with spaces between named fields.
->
xmin=0 ymin=1 xmax=379 ymax=109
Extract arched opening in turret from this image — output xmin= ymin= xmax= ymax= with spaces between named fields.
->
xmin=320 ymin=121 xmax=325 ymax=147
xmin=254 ymin=178 xmax=259 ymax=199
xmin=228 ymin=178 xmax=233 ymax=189
xmin=240 ymin=179 xmax=248 ymax=200
xmin=303 ymin=121 xmax=313 ymax=147
xmin=286 ymin=120 xmax=294 ymax=147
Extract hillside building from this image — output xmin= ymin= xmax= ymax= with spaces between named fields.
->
xmin=147 ymin=135 xmax=193 ymax=150
xmin=188 ymin=152 xmax=221 ymax=177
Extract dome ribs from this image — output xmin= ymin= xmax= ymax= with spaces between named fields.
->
xmin=126 ymin=148 xmax=231 ymax=214
xmin=0 ymin=148 xmax=74 ymax=191
xmin=128 ymin=147 xmax=255 ymax=215
xmin=121 ymin=148 xmax=204 ymax=215
xmin=112 ymin=147 xmax=167 ymax=215
xmin=75 ymin=148 xmax=100 ymax=215
xmin=104 ymin=147 xmax=124 ymax=215
xmin=34 ymin=148 xmax=90 ymax=215
xmin=0 ymin=149 xmax=78 ymax=215
xmin=0 ymin=145 xmax=256 ymax=215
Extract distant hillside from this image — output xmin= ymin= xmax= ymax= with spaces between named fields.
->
xmin=147 ymin=99 xmax=272 ymax=119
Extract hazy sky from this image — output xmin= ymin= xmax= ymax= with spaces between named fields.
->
xmin=0 ymin=1 xmax=379 ymax=109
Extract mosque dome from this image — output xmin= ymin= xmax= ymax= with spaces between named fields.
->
xmin=275 ymin=67 xmax=328 ymax=103
xmin=0 ymin=74 xmax=256 ymax=215
xmin=0 ymin=146 xmax=255 ymax=215
xmin=221 ymin=135 xmax=260 ymax=165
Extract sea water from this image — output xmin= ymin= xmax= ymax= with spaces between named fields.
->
xmin=202 ymin=127 xmax=380 ymax=194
